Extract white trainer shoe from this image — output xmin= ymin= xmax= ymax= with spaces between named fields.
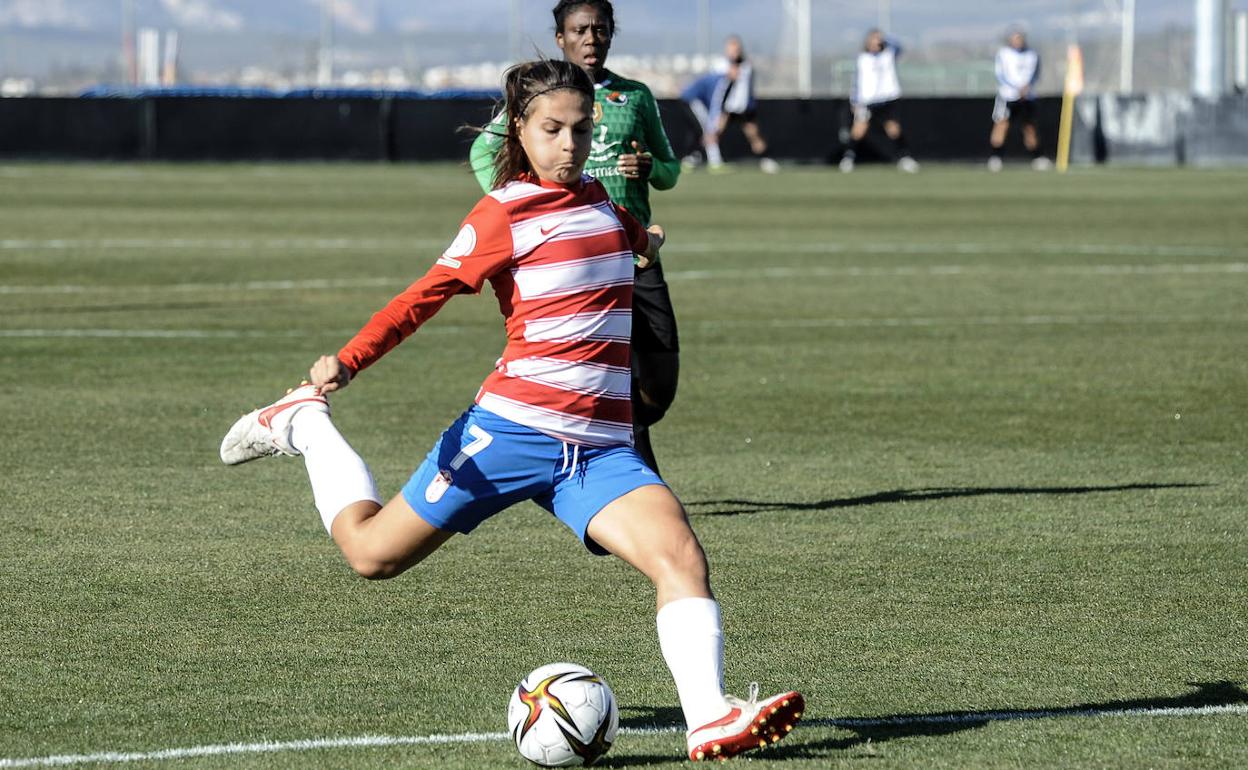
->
xmin=839 ymin=156 xmax=855 ymax=173
xmin=219 ymin=383 xmax=329 ymax=465
xmin=987 ymin=156 xmax=1004 ymax=173
xmin=759 ymin=157 xmax=781 ymax=174
xmin=897 ymin=156 xmax=920 ymax=173
xmin=1031 ymin=156 xmax=1053 ymax=171
xmin=686 ymin=684 xmax=804 ymax=762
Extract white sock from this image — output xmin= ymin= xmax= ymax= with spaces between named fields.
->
xmin=705 ymin=142 xmax=723 ymax=166
xmin=656 ymin=597 xmax=728 ymax=732
xmin=289 ymin=408 xmax=381 ymax=534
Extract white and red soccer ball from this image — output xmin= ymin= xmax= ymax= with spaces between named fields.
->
xmin=507 ymin=662 xmax=619 ymax=767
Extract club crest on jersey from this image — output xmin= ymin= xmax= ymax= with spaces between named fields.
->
xmin=592 ymin=102 xmax=603 ymax=124
xmin=605 ymin=91 xmax=628 ymax=106
xmin=437 ymin=224 xmax=476 ymax=268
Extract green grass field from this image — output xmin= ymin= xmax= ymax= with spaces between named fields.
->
xmin=1 ymin=162 xmax=1246 ymax=769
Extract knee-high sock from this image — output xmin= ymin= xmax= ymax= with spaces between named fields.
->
xmin=893 ymin=131 xmax=911 ymax=160
xmin=656 ymin=597 xmax=728 ymax=731
xmin=290 ymin=408 xmax=380 ymax=533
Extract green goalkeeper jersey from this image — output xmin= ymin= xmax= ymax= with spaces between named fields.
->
xmin=469 ymin=69 xmax=680 ymax=227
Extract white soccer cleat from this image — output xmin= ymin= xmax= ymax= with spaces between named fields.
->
xmin=686 ymin=684 xmax=804 ymax=762
xmin=759 ymin=157 xmax=781 ymax=174
xmin=1031 ymin=156 xmax=1053 ymax=171
xmin=987 ymin=156 xmax=1004 ymax=173
xmin=839 ymin=156 xmax=855 ymax=173
xmin=897 ymin=156 xmax=920 ymax=173
xmin=219 ymin=383 xmax=329 ymax=465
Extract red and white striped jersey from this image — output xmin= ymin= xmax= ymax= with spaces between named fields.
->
xmin=337 ymin=174 xmax=650 ymax=447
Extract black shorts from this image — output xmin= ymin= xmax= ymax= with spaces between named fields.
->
xmin=855 ymin=99 xmax=901 ymax=124
xmin=632 ymin=261 xmax=680 ymax=354
xmin=723 ymin=108 xmax=759 ymax=124
xmin=994 ymin=97 xmax=1038 ymax=124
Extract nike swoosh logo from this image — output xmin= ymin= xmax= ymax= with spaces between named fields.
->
xmin=258 ymin=396 xmax=324 ymax=428
xmin=540 ymin=224 xmax=559 ymax=236
xmin=689 ymin=707 xmax=742 ymax=734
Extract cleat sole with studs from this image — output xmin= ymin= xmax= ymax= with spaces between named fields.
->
xmin=687 ymin=691 xmax=805 ymax=762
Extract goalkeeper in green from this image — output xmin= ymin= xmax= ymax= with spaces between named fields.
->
xmin=470 ymin=0 xmax=682 ymax=475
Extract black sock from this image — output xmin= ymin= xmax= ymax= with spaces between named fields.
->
xmin=893 ymin=133 xmax=910 ymax=160
xmin=990 ymin=146 xmax=1004 ymax=160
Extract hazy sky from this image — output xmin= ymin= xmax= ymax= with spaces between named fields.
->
xmin=0 ymin=0 xmax=1208 ymax=84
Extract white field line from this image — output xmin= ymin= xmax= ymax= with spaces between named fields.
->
xmin=2 ymin=703 xmax=1245 ymax=768
xmin=3 ymin=313 xmax=1245 ymax=342
xmin=1 ymin=238 xmax=1245 ymax=261
xmin=1 ymin=263 xmax=1247 ymax=297
xmin=0 ymin=238 xmax=429 ymax=252
xmin=0 ymin=325 xmax=477 ymax=340
xmin=1 ymin=313 xmax=1244 ymax=342
xmin=0 ymin=277 xmax=402 ymax=295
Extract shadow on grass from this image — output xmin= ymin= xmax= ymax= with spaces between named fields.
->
xmin=685 ymin=483 xmax=1211 ymax=517
xmin=607 ymin=681 xmax=1247 ymax=764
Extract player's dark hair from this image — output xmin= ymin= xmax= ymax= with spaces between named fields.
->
xmin=491 ymin=59 xmax=594 ymax=189
xmin=552 ymin=0 xmax=616 ymax=36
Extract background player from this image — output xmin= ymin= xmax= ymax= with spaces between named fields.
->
xmin=679 ymin=70 xmax=724 ymax=169
xmin=470 ymin=0 xmax=681 ymax=476
xmin=841 ymin=29 xmax=919 ymax=173
xmin=699 ymin=36 xmax=780 ymax=174
xmin=989 ymin=28 xmax=1050 ymax=171
xmin=221 ymin=57 xmax=803 ymax=763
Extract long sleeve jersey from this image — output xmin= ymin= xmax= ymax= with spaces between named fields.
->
xmin=337 ymin=175 xmax=651 ymax=446
xmin=853 ymin=42 xmax=903 ymax=106
xmin=995 ymin=46 xmax=1041 ymax=101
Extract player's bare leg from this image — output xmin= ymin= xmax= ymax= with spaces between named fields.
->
xmin=884 ymin=119 xmax=918 ymax=171
xmin=739 ymin=121 xmax=778 ymax=173
xmin=330 ymin=495 xmax=454 ymax=580
xmin=588 ymin=484 xmax=707 ymax=606
xmin=221 ymin=381 xmax=453 ymax=580
xmin=1022 ymin=122 xmax=1050 ymax=169
xmin=841 ymin=118 xmax=870 ymax=171
xmin=588 ymin=486 xmax=803 ymax=761
xmin=989 ymin=119 xmax=1010 ymax=171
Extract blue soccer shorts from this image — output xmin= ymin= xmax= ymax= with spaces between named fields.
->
xmin=401 ymin=406 xmax=666 ymax=554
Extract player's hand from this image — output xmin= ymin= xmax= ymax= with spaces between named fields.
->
xmin=636 ymin=224 xmax=665 ymax=269
xmin=618 ymin=141 xmax=653 ymax=180
xmin=310 ymin=354 xmax=351 ymax=393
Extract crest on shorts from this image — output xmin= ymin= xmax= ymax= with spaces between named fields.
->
xmin=425 ymin=469 xmax=453 ymax=504
xmin=606 ymin=91 xmax=628 ymax=106
xmin=592 ymin=102 xmax=603 ymax=124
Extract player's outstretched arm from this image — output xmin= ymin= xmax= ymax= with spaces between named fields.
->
xmin=310 ymin=354 xmax=351 ymax=393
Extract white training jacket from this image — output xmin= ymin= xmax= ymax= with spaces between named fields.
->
xmin=995 ymin=46 xmax=1040 ymax=101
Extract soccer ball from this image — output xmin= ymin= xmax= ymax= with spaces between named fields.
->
xmin=507 ymin=662 xmax=619 ymax=767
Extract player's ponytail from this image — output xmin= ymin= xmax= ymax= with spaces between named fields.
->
xmin=491 ymin=59 xmax=594 ymax=189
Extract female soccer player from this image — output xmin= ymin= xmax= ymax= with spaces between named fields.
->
xmin=470 ymin=0 xmax=680 ymax=477
xmin=841 ymin=29 xmax=919 ymax=173
xmin=988 ymin=29 xmax=1050 ymax=171
xmin=221 ymin=59 xmax=803 ymax=763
